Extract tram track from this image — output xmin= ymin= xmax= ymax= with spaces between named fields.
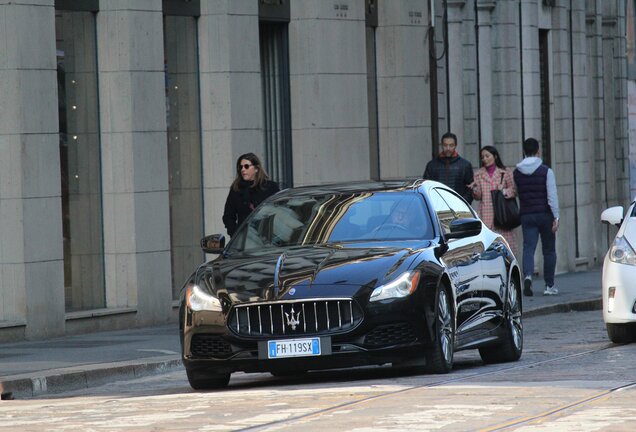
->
xmin=480 ymin=381 xmax=636 ymax=431
xmin=240 ymin=342 xmax=621 ymax=431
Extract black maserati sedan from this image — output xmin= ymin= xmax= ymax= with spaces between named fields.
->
xmin=179 ymin=179 xmax=523 ymax=389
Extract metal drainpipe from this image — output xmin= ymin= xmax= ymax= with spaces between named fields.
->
xmin=429 ymin=0 xmax=439 ymax=159
xmin=474 ymin=0 xmax=481 ymax=148
xmin=570 ymin=0 xmax=580 ymax=257
xmin=519 ymin=1 xmax=525 ymax=141
xmin=444 ymin=0 xmax=451 ymax=132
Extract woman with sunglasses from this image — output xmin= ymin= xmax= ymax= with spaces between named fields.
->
xmin=222 ymin=153 xmax=280 ymax=237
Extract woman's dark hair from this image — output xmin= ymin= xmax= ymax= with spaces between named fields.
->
xmin=231 ymin=153 xmax=270 ymax=191
xmin=480 ymin=145 xmax=506 ymax=169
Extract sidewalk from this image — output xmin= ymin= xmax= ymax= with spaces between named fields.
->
xmin=0 ymin=269 xmax=602 ymax=400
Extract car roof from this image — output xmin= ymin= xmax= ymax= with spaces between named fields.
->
xmin=273 ymin=179 xmax=450 ymax=198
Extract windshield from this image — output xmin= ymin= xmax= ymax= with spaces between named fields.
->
xmin=227 ymin=191 xmax=434 ymax=252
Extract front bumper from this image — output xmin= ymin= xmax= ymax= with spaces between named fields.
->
xmin=602 ymin=255 xmax=636 ymax=324
xmin=180 ymin=298 xmax=432 ymax=374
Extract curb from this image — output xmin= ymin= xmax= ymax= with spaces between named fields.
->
xmin=0 ymin=356 xmax=183 ymax=400
xmin=524 ymin=298 xmax=602 ymax=318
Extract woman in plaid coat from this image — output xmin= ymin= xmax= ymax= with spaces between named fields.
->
xmin=470 ymin=146 xmax=518 ymax=256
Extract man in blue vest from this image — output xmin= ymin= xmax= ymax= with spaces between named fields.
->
xmin=513 ymin=138 xmax=560 ymax=297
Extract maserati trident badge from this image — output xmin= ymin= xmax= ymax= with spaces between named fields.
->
xmin=285 ymin=306 xmax=301 ymax=330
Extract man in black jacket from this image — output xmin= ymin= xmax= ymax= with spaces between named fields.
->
xmin=423 ymin=132 xmax=474 ymax=204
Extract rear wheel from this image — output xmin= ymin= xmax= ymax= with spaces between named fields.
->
xmin=186 ymin=369 xmax=230 ymax=390
xmin=425 ymin=283 xmax=455 ymax=374
xmin=479 ymin=276 xmax=523 ymax=364
xmin=606 ymin=323 xmax=636 ymax=343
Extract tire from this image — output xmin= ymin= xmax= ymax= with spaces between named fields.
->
xmin=606 ymin=323 xmax=636 ymax=343
xmin=425 ymin=283 xmax=455 ymax=374
xmin=479 ymin=276 xmax=523 ymax=364
xmin=186 ymin=369 xmax=230 ymax=390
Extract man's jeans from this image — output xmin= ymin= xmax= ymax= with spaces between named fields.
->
xmin=520 ymin=212 xmax=556 ymax=287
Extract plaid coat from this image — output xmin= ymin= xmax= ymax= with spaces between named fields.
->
xmin=472 ymin=166 xmax=517 ymax=255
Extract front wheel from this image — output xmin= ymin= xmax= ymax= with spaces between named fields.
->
xmin=606 ymin=323 xmax=636 ymax=343
xmin=479 ymin=276 xmax=523 ymax=364
xmin=425 ymin=283 xmax=455 ymax=374
xmin=186 ymin=369 xmax=230 ymax=390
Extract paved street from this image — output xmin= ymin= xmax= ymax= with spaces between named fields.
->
xmin=2 ymin=309 xmax=635 ymax=431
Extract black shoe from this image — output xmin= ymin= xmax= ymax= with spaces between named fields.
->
xmin=523 ymin=278 xmax=533 ymax=297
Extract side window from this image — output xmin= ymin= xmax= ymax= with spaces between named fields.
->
xmin=428 ymin=190 xmax=454 ymax=235
xmin=436 ymin=189 xmax=475 ymax=219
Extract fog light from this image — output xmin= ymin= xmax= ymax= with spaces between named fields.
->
xmin=608 ymin=287 xmax=616 ymax=313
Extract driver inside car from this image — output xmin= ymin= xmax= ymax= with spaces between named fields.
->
xmin=390 ymin=202 xmax=413 ymax=227
xmin=371 ymin=199 xmax=422 ymax=238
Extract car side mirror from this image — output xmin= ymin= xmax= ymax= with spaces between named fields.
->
xmin=600 ymin=206 xmax=624 ymax=227
xmin=201 ymin=234 xmax=225 ymax=254
xmin=445 ymin=218 xmax=482 ymax=240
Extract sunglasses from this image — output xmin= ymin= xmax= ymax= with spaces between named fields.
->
xmin=240 ymin=163 xmax=254 ymax=170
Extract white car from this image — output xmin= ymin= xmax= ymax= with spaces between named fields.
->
xmin=600 ymin=204 xmax=636 ymax=343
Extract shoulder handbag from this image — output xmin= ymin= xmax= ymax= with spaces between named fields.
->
xmin=491 ymin=172 xmax=521 ymax=230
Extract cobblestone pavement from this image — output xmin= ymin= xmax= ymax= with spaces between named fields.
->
xmin=2 ymin=310 xmax=636 ymax=431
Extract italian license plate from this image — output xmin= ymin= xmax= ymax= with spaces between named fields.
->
xmin=267 ymin=337 xmax=321 ymax=359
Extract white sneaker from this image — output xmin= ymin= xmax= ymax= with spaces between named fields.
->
xmin=543 ymin=285 xmax=559 ymax=296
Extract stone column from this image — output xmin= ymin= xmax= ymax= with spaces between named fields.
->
xmin=446 ymin=0 xmax=466 ymax=150
xmin=602 ymin=12 xmax=619 ymax=206
xmin=376 ymin=0 xmax=431 ymax=178
xmin=198 ymin=0 xmax=263 ymax=235
xmin=289 ymin=0 xmax=369 ymax=185
xmin=476 ymin=0 xmax=495 ymax=147
xmin=520 ymin=0 xmax=542 ymax=141
xmin=97 ymin=1 xmax=172 ymax=324
xmin=0 ymin=0 xmax=65 ymax=339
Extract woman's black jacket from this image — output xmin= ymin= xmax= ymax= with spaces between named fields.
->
xmin=222 ymin=179 xmax=280 ymax=236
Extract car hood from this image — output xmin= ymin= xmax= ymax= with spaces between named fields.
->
xmin=197 ymin=242 xmax=434 ymax=304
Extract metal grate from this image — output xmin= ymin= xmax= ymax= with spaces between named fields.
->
xmin=191 ymin=334 xmax=233 ymax=359
xmin=228 ymin=299 xmax=362 ymax=337
xmin=363 ymin=323 xmax=417 ymax=347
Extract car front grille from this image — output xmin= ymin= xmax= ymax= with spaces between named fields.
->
xmin=191 ymin=334 xmax=233 ymax=359
xmin=363 ymin=323 xmax=417 ymax=347
xmin=228 ymin=299 xmax=363 ymax=337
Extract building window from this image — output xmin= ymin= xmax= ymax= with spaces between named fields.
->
xmin=56 ymin=9 xmax=105 ymax=311
xmin=164 ymin=15 xmax=204 ymax=299
xmin=628 ymin=0 xmax=636 ymax=79
xmin=366 ymin=0 xmax=379 ymax=180
xmin=259 ymin=22 xmax=293 ymax=189
xmin=539 ymin=29 xmax=552 ymax=166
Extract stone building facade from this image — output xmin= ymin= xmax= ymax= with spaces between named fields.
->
xmin=0 ymin=0 xmax=629 ymax=341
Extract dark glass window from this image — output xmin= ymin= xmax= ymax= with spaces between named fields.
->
xmin=628 ymin=0 xmax=636 ymax=79
xmin=366 ymin=25 xmax=380 ymax=180
xmin=539 ymin=29 xmax=552 ymax=167
xmin=56 ymin=10 xmax=105 ymax=311
xmin=260 ymin=22 xmax=293 ymax=189
xmin=229 ymin=192 xmax=433 ymax=252
xmin=164 ymin=15 xmax=204 ymax=298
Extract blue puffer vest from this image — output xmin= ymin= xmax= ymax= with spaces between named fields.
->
xmin=513 ymin=165 xmax=549 ymax=216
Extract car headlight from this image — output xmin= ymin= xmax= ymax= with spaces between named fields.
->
xmin=186 ymin=284 xmax=222 ymax=311
xmin=609 ymin=236 xmax=636 ymax=266
xmin=370 ymin=270 xmax=421 ymax=302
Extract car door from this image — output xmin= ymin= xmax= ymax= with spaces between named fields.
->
xmin=428 ymin=188 xmax=484 ymax=335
